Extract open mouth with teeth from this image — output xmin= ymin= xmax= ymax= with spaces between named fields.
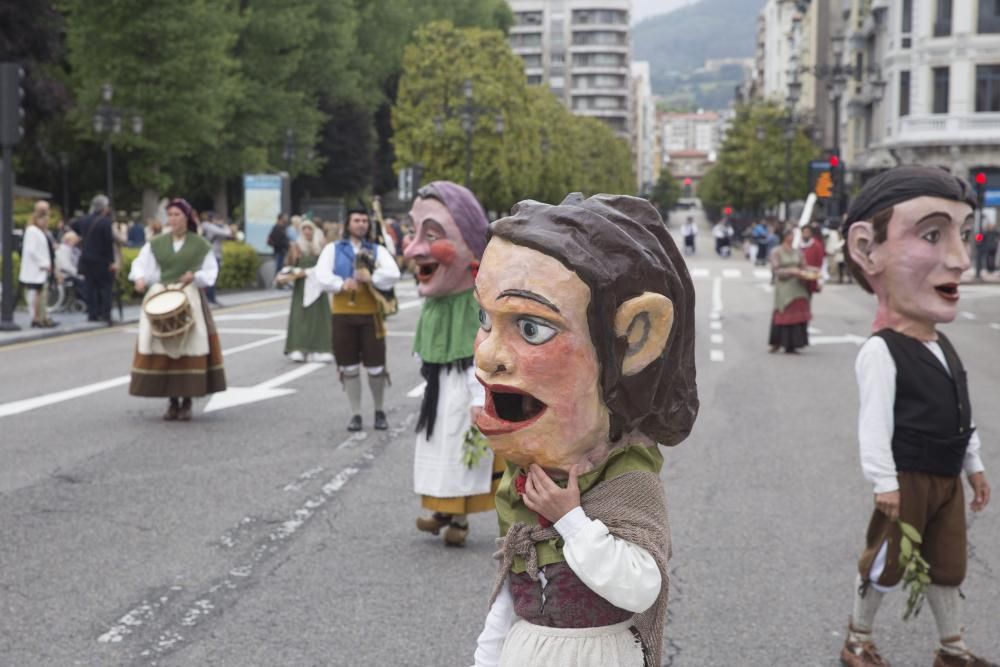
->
xmin=934 ymin=283 xmax=960 ymax=301
xmin=416 ymin=262 xmax=439 ymax=283
xmin=477 ymin=383 xmax=548 ymax=436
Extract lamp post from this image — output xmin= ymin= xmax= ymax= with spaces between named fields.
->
xmin=92 ymin=83 xmax=142 ymax=209
xmin=434 ymin=79 xmax=504 ymax=189
xmin=785 ymin=72 xmax=802 ymax=222
xmin=59 ymin=152 xmax=69 ymax=222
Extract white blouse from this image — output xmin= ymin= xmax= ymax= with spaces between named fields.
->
xmin=856 ymin=335 xmax=985 ymax=494
xmin=473 ymin=508 xmax=661 ymax=667
xmin=128 ymin=237 xmax=219 ymax=288
xmin=314 ymin=240 xmax=400 ymax=294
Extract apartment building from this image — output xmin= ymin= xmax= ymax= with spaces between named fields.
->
xmin=507 ymin=0 xmax=632 ymax=138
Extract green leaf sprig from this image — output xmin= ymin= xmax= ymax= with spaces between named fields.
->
xmin=898 ymin=519 xmax=931 ymax=621
xmin=461 ymin=425 xmax=491 ymax=470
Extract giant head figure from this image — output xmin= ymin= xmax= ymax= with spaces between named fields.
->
xmin=843 ymin=166 xmax=976 ymax=335
xmin=473 ymin=194 xmax=698 ymax=473
xmin=404 ymin=181 xmax=488 ymax=297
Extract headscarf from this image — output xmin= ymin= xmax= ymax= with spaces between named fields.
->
xmin=417 ymin=181 xmax=489 ymax=260
xmin=167 ymin=198 xmax=199 ymax=233
xmin=295 ymin=219 xmax=325 ymax=257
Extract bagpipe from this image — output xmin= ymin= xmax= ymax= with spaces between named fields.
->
xmin=354 ymin=196 xmax=398 ymax=317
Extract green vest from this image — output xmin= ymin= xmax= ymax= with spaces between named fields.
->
xmin=150 ymin=233 xmax=212 ymax=284
xmin=495 ymin=443 xmax=664 ymax=573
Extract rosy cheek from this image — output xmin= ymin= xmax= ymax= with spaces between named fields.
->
xmin=518 ymin=336 xmax=595 ymax=398
xmin=430 ymin=239 xmax=457 ymax=265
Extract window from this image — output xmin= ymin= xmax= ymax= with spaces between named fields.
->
xmin=932 ymin=67 xmax=949 ymax=113
xmin=978 ymin=0 xmax=1000 ymax=33
xmin=526 ymin=75 xmax=543 ymax=86
xmin=571 ymin=31 xmax=626 ymax=46
xmin=899 ymin=70 xmax=911 ymax=116
xmin=976 ymin=64 xmax=1000 ymax=111
xmin=902 ymin=0 xmax=913 ymax=47
xmin=515 ymin=11 xmax=543 ymax=26
xmin=934 ymin=0 xmax=952 ymax=36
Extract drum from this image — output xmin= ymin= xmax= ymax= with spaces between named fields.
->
xmin=144 ymin=288 xmax=193 ymax=338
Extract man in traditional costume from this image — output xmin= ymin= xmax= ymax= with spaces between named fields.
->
xmin=404 ymin=181 xmax=503 ymax=547
xmin=840 ymin=166 xmax=993 ymax=667
xmin=315 ymin=209 xmax=400 ymax=432
xmin=471 ymin=194 xmax=698 ymax=667
xmin=129 ymin=199 xmax=226 ymax=421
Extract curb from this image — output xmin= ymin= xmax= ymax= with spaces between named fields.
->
xmin=0 ymin=294 xmax=288 ymax=348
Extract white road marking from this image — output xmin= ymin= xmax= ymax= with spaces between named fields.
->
xmin=202 ymin=363 xmax=326 ymax=413
xmin=759 ymin=284 xmax=774 ymax=294
xmin=336 ymin=432 xmax=368 ymax=450
xmin=407 ymin=381 xmax=427 ymax=398
xmin=690 ymin=268 xmax=710 ymax=278
xmin=0 ymin=334 xmax=287 ymax=418
xmin=385 ymin=331 xmax=416 ymax=337
xmin=991 ymin=323 xmax=1000 ymax=330
xmin=711 ymin=277 xmax=723 ymax=319
xmin=811 ymin=334 xmax=867 ymax=346
xmin=722 ymin=268 xmax=742 ymax=279
xmin=808 ymin=326 xmax=822 ymax=335
xmin=398 ymin=299 xmax=423 ymax=310
xmin=710 ymin=349 xmax=725 ymax=362
xmin=711 ymin=333 xmax=723 ymax=344
xmin=753 ymin=269 xmax=772 ymax=280
xmin=283 ymin=466 xmax=326 ymax=492
xmin=212 ymin=309 xmax=288 ymax=322
xmin=960 ymin=311 xmax=976 ymax=320
xmin=710 ymin=321 xmax=722 ymax=330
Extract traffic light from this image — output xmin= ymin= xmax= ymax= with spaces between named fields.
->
xmin=0 ymin=63 xmax=26 ymax=146
xmin=829 ymin=155 xmax=840 ymax=168
xmin=723 ymin=206 xmax=733 ymax=216
xmin=682 ymin=177 xmax=692 ymax=186
xmin=975 ymin=172 xmax=987 ymax=207
xmin=976 ymin=232 xmax=984 ymax=244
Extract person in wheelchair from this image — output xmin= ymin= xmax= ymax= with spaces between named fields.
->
xmin=52 ymin=231 xmax=86 ymax=313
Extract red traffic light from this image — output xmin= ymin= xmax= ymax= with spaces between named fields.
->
xmin=976 ymin=233 xmax=985 ymax=243
xmin=975 ymin=172 xmax=987 ymax=186
xmin=829 ymin=155 xmax=840 ymax=168
xmin=723 ymin=207 xmax=733 ymax=216
xmin=683 ymin=177 xmax=692 ymax=186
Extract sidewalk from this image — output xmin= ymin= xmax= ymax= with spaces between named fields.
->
xmin=0 ymin=288 xmax=290 ymax=348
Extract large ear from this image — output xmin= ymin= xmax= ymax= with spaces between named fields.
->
xmin=614 ymin=293 xmax=673 ymax=376
xmin=846 ymin=221 xmax=881 ymax=277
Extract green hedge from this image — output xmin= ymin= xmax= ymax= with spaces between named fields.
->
xmin=218 ymin=241 xmax=260 ymax=290
xmin=0 ymin=252 xmax=25 ymax=306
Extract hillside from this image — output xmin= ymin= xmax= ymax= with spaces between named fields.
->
xmin=633 ymin=0 xmax=766 ymax=107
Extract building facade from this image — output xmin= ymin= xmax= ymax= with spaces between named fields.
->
xmin=507 ymin=0 xmax=632 ymax=138
xmin=632 ymin=61 xmax=657 ymax=194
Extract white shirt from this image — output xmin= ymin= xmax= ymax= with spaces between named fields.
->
xmin=128 ymin=237 xmax=219 ymax=288
xmin=18 ymin=225 xmax=52 ymax=284
xmin=314 ymin=240 xmax=400 ymax=294
xmin=473 ymin=507 xmax=661 ymax=667
xmin=55 ymin=244 xmax=80 ymax=279
xmin=856 ymin=336 xmax=985 ymax=494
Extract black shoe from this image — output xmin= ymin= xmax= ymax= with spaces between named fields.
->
xmin=374 ymin=410 xmax=388 ymax=430
xmin=347 ymin=415 xmax=362 ymax=432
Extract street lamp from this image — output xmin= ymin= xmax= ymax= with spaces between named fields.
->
xmin=92 ymin=83 xmax=142 ymax=209
xmin=433 ymin=79 xmax=504 ymax=189
xmin=783 ymin=68 xmax=803 ymax=222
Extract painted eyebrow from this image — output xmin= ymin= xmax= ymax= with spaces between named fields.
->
xmin=496 ymin=289 xmax=560 ymax=314
xmin=419 ymin=218 xmax=447 ymax=234
xmin=914 ymin=211 xmax=956 ymax=225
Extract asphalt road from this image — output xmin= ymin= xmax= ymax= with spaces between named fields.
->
xmin=1 ymin=219 xmax=998 ymax=667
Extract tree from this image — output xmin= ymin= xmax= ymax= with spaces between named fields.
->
xmin=650 ymin=167 xmax=682 ymax=215
xmin=60 ymin=0 xmax=244 ymax=213
xmin=700 ymin=102 xmax=819 ymax=217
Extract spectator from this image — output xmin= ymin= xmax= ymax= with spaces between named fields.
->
xmin=267 ymin=213 xmax=290 ymax=288
xmin=200 ymin=212 xmax=234 ymax=306
xmin=72 ymin=194 xmax=117 ymax=324
xmin=983 ymin=220 xmax=998 ymax=274
xmin=19 ymin=200 xmax=57 ymax=328
xmin=713 ymin=218 xmax=733 ymax=257
xmin=751 ymin=220 xmax=770 ymax=265
xmin=55 ymin=230 xmax=81 ymax=282
xmin=127 ymin=219 xmax=146 ymax=247
xmin=145 ymin=217 xmax=163 ymax=240
xmin=681 ymin=216 xmax=697 ymax=256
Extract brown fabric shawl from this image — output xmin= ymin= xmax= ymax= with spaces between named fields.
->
xmin=490 ymin=470 xmax=671 ymax=666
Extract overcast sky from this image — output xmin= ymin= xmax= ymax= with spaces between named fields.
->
xmin=631 ymin=0 xmax=699 ymax=24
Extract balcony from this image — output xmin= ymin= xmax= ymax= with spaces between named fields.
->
xmin=890 ymin=113 xmax=1000 ymax=146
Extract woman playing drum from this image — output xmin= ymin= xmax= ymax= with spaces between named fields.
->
xmin=128 ymin=198 xmax=227 ymax=421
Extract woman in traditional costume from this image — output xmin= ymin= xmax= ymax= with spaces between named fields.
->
xmin=768 ymin=227 xmax=812 ymax=353
xmin=128 ymin=199 xmax=226 ymax=421
xmin=279 ymin=220 xmax=333 ymax=362
xmin=472 ymin=193 xmax=698 ymax=667
xmin=404 ymin=181 xmax=504 ymax=547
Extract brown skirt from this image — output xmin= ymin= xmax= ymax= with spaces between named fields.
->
xmin=129 ymin=290 xmax=227 ymax=398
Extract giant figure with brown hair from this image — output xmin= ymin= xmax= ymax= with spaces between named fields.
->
xmin=839 ymin=166 xmax=993 ymax=667
xmin=471 ymin=193 xmax=697 ymax=666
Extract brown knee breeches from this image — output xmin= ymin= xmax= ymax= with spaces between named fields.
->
xmin=857 ymin=471 xmax=967 ymax=587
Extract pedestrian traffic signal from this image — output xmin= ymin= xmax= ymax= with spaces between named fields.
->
xmin=975 ymin=172 xmax=987 ymax=186
xmin=829 ymin=155 xmax=840 ymax=168
xmin=0 ymin=63 xmax=26 ymax=146
xmin=815 ymin=171 xmax=834 ymax=198
xmin=683 ymin=177 xmax=692 ymax=186
xmin=976 ymin=232 xmax=984 ymax=244
xmin=723 ymin=206 xmax=732 ymax=216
